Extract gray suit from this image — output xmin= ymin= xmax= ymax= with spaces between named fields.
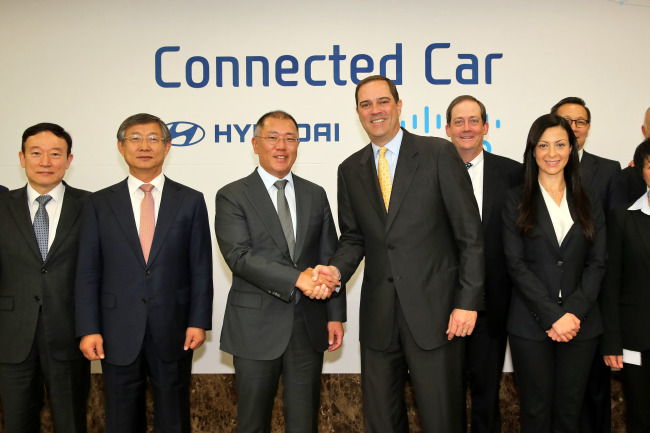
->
xmin=0 ymin=184 xmax=90 ymax=433
xmin=215 ymin=169 xmax=345 ymax=432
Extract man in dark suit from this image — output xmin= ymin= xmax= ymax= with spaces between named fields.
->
xmin=215 ymin=110 xmax=345 ymax=433
xmin=619 ymin=108 xmax=650 ymax=203
xmin=551 ymin=97 xmax=622 ymax=433
xmin=0 ymin=123 xmax=89 ymax=433
xmin=313 ymin=75 xmax=484 ymax=433
xmin=446 ymin=95 xmax=523 ymax=433
xmin=75 ymin=113 xmax=213 ymax=433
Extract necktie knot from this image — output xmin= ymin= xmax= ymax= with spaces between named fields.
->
xmin=140 ymin=184 xmax=154 ymax=193
xmin=379 ymin=147 xmax=388 ymax=157
xmin=274 ymin=180 xmax=288 ymax=191
xmin=36 ymin=194 xmax=52 ymax=206
xmin=465 ymin=162 xmax=473 ymax=169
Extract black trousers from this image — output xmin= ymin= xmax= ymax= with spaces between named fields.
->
xmin=101 ymin=324 xmax=193 ymax=433
xmin=361 ymin=296 xmax=465 ymax=433
xmin=510 ymin=334 xmax=598 ymax=433
xmin=0 ymin=311 xmax=90 ymax=433
xmin=465 ymin=312 xmax=508 ymax=433
xmin=233 ymin=303 xmax=324 ymax=433
xmin=622 ymin=353 xmax=650 ymax=433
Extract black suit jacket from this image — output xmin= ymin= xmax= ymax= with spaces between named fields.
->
xmin=481 ymin=152 xmax=523 ymax=335
xmin=581 ymin=150 xmax=623 ymax=214
xmin=619 ymin=165 xmax=646 ymax=204
xmin=75 ymin=177 xmax=213 ymax=366
xmin=0 ymin=184 xmax=89 ymax=363
xmin=330 ymin=128 xmax=484 ymax=352
xmin=215 ymin=170 xmax=346 ymax=360
xmin=503 ymin=187 xmax=607 ymax=341
xmin=601 ymin=204 xmax=650 ymax=354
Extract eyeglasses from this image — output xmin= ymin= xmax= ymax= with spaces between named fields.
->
xmin=563 ymin=117 xmax=590 ymax=128
xmin=124 ymin=135 xmax=166 ymax=145
xmin=255 ymin=135 xmax=299 ymax=145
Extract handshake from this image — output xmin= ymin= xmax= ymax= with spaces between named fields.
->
xmin=295 ymin=265 xmax=341 ymax=300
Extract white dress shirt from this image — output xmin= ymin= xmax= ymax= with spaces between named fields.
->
xmin=628 ymin=190 xmax=650 ymax=215
xmin=371 ymin=128 xmax=403 ymax=183
xmin=27 ymin=181 xmax=65 ymax=250
xmin=467 ymin=151 xmax=484 ymax=220
xmin=127 ymin=173 xmax=165 ymax=235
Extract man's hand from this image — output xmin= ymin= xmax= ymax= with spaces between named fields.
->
xmin=327 ymin=321 xmax=344 ymax=351
xmin=184 ymin=327 xmax=206 ymax=350
xmin=603 ymin=355 xmax=623 ymax=369
xmin=80 ymin=334 xmax=105 ymax=360
xmin=296 ymin=267 xmax=333 ymax=299
xmin=546 ymin=313 xmax=580 ymax=342
xmin=446 ymin=309 xmax=478 ymax=340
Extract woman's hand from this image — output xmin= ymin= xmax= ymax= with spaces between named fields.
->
xmin=547 ymin=313 xmax=580 ymax=342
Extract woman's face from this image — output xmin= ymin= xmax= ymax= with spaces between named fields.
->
xmin=534 ymin=126 xmax=571 ymax=178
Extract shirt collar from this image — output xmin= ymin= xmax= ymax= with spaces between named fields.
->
xmin=127 ymin=173 xmax=165 ymax=195
xmin=468 ymin=149 xmax=484 ymax=167
xmin=578 ymin=148 xmax=584 ymax=162
xmin=628 ymin=191 xmax=650 ymax=216
xmin=26 ymin=181 xmax=65 ymax=204
xmin=256 ymin=166 xmax=294 ymax=191
xmin=371 ymin=128 xmax=403 ymax=158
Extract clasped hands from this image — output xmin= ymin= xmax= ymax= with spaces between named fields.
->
xmin=294 ymin=265 xmax=340 ymax=300
xmin=546 ymin=312 xmax=580 ymax=342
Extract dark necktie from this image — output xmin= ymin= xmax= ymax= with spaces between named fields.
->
xmin=465 ymin=162 xmax=473 ymax=169
xmin=33 ymin=194 xmax=52 ymax=261
xmin=274 ymin=180 xmax=295 ymax=260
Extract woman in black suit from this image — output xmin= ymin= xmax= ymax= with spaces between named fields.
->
xmin=601 ymin=137 xmax=650 ymax=433
xmin=503 ymin=114 xmax=606 ymax=433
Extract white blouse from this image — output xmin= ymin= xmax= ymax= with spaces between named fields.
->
xmin=539 ymin=182 xmax=574 ymax=246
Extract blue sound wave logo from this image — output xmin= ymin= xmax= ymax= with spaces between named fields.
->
xmin=607 ymin=0 xmax=650 ymax=7
xmin=401 ymin=107 xmax=501 ymax=153
xmin=167 ymin=121 xmax=205 ymax=147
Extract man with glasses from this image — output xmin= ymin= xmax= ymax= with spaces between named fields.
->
xmin=550 ymin=97 xmax=623 ymax=433
xmin=75 ymin=113 xmax=213 ymax=433
xmin=214 ymin=110 xmax=345 ymax=433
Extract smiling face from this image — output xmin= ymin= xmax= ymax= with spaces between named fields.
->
xmin=252 ymin=117 xmax=299 ymax=178
xmin=446 ymin=99 xmax=489 ymax=162
xmin=535 ymin=126 xmax=571 ymax=179
xmin=555 ymin=103 xmax=590 ymax=150
xmin=356 ymin=79 xmax=402 ymax=147
xmin=19 ymin=131 xmax=73 ymax=194
xmin=117 ymin=122 xmax=171 ymax=182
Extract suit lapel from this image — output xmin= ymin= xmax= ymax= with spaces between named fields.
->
xmin=147 ymin=177 xmax=183 ymax=266
xmin=386 ymin=133 xmax=418 ymax=232
xmin=107 ymin=179 xmax=145 ymax=266
xmin=8 ymin=186 xmax=42 ymax=261
xmin=358 ymin=144 xmax=387 ymax=225
xmin=481 ymin=152 xmax=496 ymax=228
xmin=46 ymin=185 xmax=84 ymax=262
xmin=536 ymin=191 xmax=561 ymax=253
xmin=244 ymin=170 xmax=294 ymax=262
xmin=293 ymin=175 xmax=310 ymax=260
xmin=580 ymin=151 xmax=597 ymax=189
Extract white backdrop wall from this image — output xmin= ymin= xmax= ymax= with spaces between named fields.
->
xmin=1 ymin=0 xmax=649 ymax=373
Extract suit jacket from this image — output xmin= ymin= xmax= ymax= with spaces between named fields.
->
xmin=481 ymin=152 xmax=523 ymax=335
xmin=619 ymin=165 xmax=646 ymax=204
xmin=215 ymin=170 xmax=346 ymax=360
xmin=0 ymin=185 xmax=8 ymax=194
xmin=0 ymin=183 xmax=90 ymax=363
xmin=503 ymin=186 xmax=606 ymax=341
xmin=330 ymin=128 xmax=484 ymax=352
xmin=75 ymin=177 xmax=213 ymax=366
xmin=581 ymin=150 xmax=623 ymax=214
xmin=601 ymin=204 xmax=650 ymax=354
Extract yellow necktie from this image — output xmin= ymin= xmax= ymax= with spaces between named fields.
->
xmin=378 ymin=147 xmax=392 ymax=211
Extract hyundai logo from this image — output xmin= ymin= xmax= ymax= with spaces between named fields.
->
xmin=167 ymin=121 xmax=205 ymax=147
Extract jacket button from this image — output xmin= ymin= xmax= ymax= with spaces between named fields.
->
xmin=34 ymin=295 xmax=41 ymax=301
xmin=387 ymin=277 xmax=394 ymax=283
xmin=557 ymin=261 xmax=564 ymax=267
xmin=142 ymin=298 xmax=147 ymax=304
xmin=41 ymin=268 xmax=47 ymax=273
xmin=145 ymin=270 xmax=152 ymax=276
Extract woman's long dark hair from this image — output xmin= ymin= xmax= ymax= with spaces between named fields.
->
xmin=516 ymin=114 xmax=594 ymax=242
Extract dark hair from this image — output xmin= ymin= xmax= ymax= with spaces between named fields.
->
xmin=446 ymin=95 xmax=487 ymax=125
xmin=355 ymin=75 xmax=400 ymax=107
xmin=633 ymin=137 xmax=650 ymax=177
xmin=516 ymin=114 xmax=594 ymax=242
xmin=255 ymin=110 xmax=299 ymax=132
xmin=550 ymin=96 xmax=591 ymax=122
xmin=22 ymin=123 xmax=72 ymax=155
xmin=117 ymin=113 xmax=171 ymax=142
